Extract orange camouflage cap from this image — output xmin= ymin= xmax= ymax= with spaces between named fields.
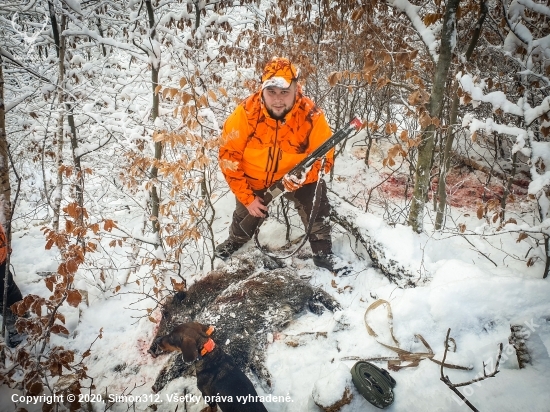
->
xmin=261 ymin=57 xmax=299 ymax=89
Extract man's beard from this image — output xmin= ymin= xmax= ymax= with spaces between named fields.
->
xmin=265 ymin=106 xmax=292 ymax=120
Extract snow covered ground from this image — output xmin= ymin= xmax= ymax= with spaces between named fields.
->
xmin=2 ymin=144 xmax=549 ymax=412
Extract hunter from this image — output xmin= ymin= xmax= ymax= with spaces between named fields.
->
xmin=0 ymin=222 xmax=25 ymax=347
xmin=215 ymin=57 xmax=349 ymax=275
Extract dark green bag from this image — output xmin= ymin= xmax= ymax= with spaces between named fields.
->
xmin=351 ymin=361 xmax=396 ymax=409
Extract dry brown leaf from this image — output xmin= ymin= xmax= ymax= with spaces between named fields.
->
xmin=351 ymin=7 xmax=365 ymax=21
xmin=181 ymin=92 xmax=193 ymax=105
xmin=169 ymin=88 xmax=179 ymax=99
xmin=384 ymin=123 xmax=393 ymax=134
xmin=419 ymin=111 xmax=432 ymax=128
xmin=376 ymin=76 xmax=390 ymax=89
xmin=51 ymin=324 xmax=70 ymax=336
xmin=477 ymin=205 xmax=484 ymax=219
xmin=424 ymin=13 xmax=443 ymax=26
xmin=328 ymin=71 xmax=340 ymax=87
xmin=363 ymin=71 xmax=374 ymax=84
xmin=171 ymin=277 xmax=186 ymax=292
xmin=516 ymin=232 xmax=528 ymax=243
xmin=67 ymin=290 xmax=82 ymax=307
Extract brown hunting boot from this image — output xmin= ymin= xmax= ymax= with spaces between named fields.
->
xmin=214 ymin=239 xmax=245 ymax=260
xmin=3 ymin=309 xmax=26 ymax=348
xmin=312 ymin=252 xmax=352 ymax=276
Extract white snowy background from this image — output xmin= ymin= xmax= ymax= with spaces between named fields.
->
xmin=2 ymin=0 xmax=550 ymax=410
xmin=2 ymin=144 xmax=550 ymax=411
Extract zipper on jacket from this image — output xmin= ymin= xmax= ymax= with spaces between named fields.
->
xmin=272 ymin=120 xmax=282 ymax=186
xmin=265 ymin=131 xmax=275 ymax=187
xmin=264 ymin=120 xmax=281 ymax=187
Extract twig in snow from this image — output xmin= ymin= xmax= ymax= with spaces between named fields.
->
xmin=440 ymin=328 xmax=503 ymax=412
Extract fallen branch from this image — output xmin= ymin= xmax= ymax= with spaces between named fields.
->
xmin=454 ymin=152 xmax=529 ymax=188
xmin=440 ymin=328 xmax=503 ymax=412
xmin=328 ymin=192 xmax=421 ymax=288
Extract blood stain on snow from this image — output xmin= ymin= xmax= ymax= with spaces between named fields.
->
xmin=378 ymin=167 xmax=530 ymax=209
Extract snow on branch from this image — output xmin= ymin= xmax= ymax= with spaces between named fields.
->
xmin=74 ymin=135 xmax=113 ymax=158
xmin=63 ymin=24 xmax=148 ymax=63
xmin=515 ymin=0 xmax=550 ymax=20
xmin=462 ymin=116 xmax=524 ymax=137
xmin=5 ymin=91 xmax=35 ymax=112
xmin=528 ymin=142 xmax=550 ymax=211
xmin=61 ymin=0 xmax=82 ymax=15
xmin=460 ymin=73 xmax=550 ymax=132
xmin=525 ymin=96 xmax=550 ymax=126
xmin=328 ymin=192 xmax=425 ymax=288
xmin=459 ymin=74 xmax=523 ymax=116
xmin=386 ymin=0 xmax=439 ymax=62
xmin=0 ymin=47 xmax=54 ymax=84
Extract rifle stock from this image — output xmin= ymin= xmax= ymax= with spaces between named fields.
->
xmin=239 ymin=117 xmax=362 ymax=238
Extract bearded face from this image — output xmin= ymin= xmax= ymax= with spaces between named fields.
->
xmin=262 ymin=81 xmax=297 ymax=120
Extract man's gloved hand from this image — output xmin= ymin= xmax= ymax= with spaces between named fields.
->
xmin=246 ymin=196 xmax=268 ymax=218
xmin=282 ymin=173 xmax=305 ymax=192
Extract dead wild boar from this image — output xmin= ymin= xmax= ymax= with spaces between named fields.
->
xmin=149 ymin=250 xmax=341 ymax=393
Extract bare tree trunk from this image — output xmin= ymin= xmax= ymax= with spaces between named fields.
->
xmin=407 ymin=0 xmax=460 ymax=233
xmin=96 ymin=17 xmax=107 ymax=57
xmin=52 ymin=15 xmax=67 ymax=231
xmin=543 ymin=233 xmax=549 ymax=279
xmin=0 ymin=60 xmax=10 ymax=225
xmin=434 ymin=87 xmax=459 ymax=230
xmin=48 ymin=0 xmax=60 ymax=58
xmin=435 ymin=0 xmax=487 ymax=230
xmin=500 ymin=151 xmax=517 ymax=223
xmin=194 ymin=0 xmax=201 ymax=30
xmin=0 ymin=56 xmax=13 ymax=340
xmin=145 ymin=0 xmax=161 ymax=233
xmin=67 ymin=103 xmax=85 ymax=231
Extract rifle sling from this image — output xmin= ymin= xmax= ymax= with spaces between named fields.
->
xmin=253 ymin=159 xmax=327 ymax=260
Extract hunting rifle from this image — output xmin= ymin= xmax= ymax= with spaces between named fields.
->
xmin=239 ymin=117 xmax=363 ymax=238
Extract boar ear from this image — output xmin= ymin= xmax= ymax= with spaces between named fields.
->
xmin=180 ymin=337 xmax=199 ymax=362
xmin=174 ymin=291 xmax=187 ymax=303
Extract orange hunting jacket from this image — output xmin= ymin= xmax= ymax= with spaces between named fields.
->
xmin=219 ymin=88 xmax=334 ymax=207
xmin=0 ymin=224 xmax=7 ymax=264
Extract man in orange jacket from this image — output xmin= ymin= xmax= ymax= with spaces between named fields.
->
xmin=1 ymin=223 xmax=24 ymax=347
xmin=216 ymin=57 xmax=349 ymax=275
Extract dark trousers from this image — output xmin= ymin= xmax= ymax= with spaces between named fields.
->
xmin=0 ymin=261 xmax=23 ymax=311
xmin=228 ymin=179 xmax=332 ymax=254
